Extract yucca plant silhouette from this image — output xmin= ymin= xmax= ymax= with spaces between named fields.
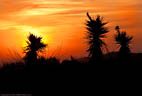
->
xmin=115 ymin=26 xmax=133 ymax=57
xmin=86 ymin=12 xmax=109 ymax=63
xmin=24 ymin=33 xmax=47 ymax=64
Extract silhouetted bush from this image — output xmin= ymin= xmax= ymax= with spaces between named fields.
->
xmin=24 ymin=33 xmax=47 ymax=65
xmin=86 ymin=12 xmax=109 ymax=63
xmin=115 ymin=26 xmax=133 ymax=61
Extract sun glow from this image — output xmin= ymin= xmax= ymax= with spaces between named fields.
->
xmin=16 ymin=25 xmax=50 ymax=47
xmin=21 ymin=26 xmax=41 ymax=36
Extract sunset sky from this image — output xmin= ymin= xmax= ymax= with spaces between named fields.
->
xmin=0 ymin=0 xmax=141 ymax=64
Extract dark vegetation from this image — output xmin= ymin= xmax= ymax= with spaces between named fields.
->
xmin=86 ymin=12 xmax=109 ymax=63
xmin=0 ymin=13 xmax=142 ymax=94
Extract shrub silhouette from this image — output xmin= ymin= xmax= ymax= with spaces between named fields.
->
xmin=24 ymin=33 xmax=47 ymax=64
xmin=115 ymin=26 xmax=133 ymax=58
xmin=86 ymin=12 xmax=109 ymax=63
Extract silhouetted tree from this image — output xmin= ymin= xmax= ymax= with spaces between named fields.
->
xmin=115 ymin=26 xmax=133 ymax=58
xmin=24 ymin=33 xmax=47 ymax=64
xmin=86 ymin=12 xmax=109 ymax=63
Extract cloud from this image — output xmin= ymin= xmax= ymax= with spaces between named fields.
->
xmin=0 ymin=0 xmax=34 ymax=20
xmin=0 ymin=0 xmax=31 ymax=13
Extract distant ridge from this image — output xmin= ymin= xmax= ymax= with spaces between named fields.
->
xmin=77 ymin=52 xmax=142 ymax=63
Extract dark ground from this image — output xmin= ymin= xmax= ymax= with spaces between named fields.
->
xmin=0 ymin=53 xmax=142 ymax=94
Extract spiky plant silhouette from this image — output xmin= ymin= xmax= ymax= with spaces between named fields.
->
xmin=115 ymin=26 xmax=133 ymax=57
xmin=24 ymin=33 xmax=47 ymax=64
xmin=86 ymin=12 xmax=109 ymax=63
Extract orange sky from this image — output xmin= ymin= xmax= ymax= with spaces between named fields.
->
xmin=0 ymin=0 xmax=142 ymax=64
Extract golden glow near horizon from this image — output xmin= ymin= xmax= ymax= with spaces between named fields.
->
xmin=0 ymin=0 xmax=141 ymax=64
xmin=18 ymin=25 xmax=50 ymax=46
